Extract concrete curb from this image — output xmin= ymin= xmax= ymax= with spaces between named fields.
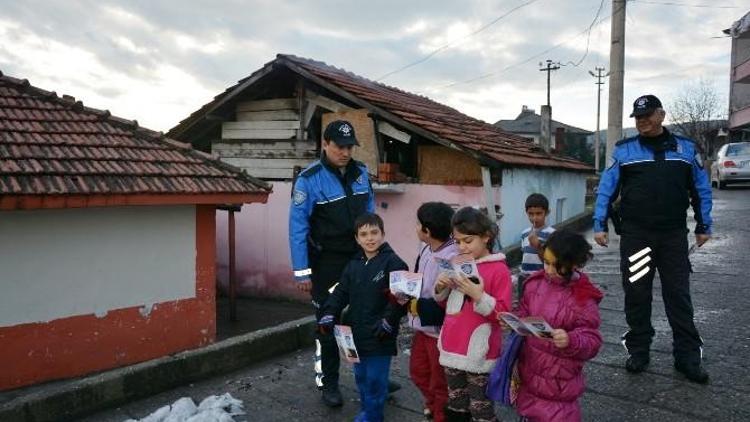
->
xmin=502 ymin=210 xmax=593 ymax=268
xmin=0 ymin=315 xmax=316 ymax=422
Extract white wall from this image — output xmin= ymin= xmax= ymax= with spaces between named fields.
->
xmin=0 ymin=206 xmax=196 ymax=327
xmin=499 ymin=168 xmax=587 ymax=247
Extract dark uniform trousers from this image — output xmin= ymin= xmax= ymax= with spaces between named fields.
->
xmin=620 ymin=228 xmax=703 ymax=363
xmin=311 ymin=251 xmax=351 ymax=389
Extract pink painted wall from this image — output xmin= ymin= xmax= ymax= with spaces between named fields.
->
xmin=216 ymin=183 xmax=495 ymax=301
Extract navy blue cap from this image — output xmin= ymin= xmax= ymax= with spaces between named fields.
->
xmin=323 ymin=120 xmax=359 ymax=146
xmin=630 ymin=94 xmax=663 ymax=117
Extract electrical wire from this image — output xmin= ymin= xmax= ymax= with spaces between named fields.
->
xmin=432 ymin=0 xmax=627 ymax=90
xmin=629 ymin=0 xmax=739 ymax=8
xmin=375 ymin=0 xmax=541 ymax=81
xmin=559 ymin=0 xmax=607 ymax=67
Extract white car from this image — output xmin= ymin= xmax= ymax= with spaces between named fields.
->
xmin=711 ymin=142 xmax=750 ymax=189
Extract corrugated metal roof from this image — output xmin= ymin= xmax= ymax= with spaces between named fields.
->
xmin=0 ymin=72 xmax=270 ymax=197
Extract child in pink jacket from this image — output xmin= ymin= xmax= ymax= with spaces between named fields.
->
xmin=513 ymin=229 xmax=603 ymax=422
xmin=434 ymin=207 xmax=512 ymax=422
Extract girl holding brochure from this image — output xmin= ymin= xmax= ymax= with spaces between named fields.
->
xmin=511 ymin=229 xmax=603 ymax=422
xmin=433 ymin=207 xmax=512 ymax=422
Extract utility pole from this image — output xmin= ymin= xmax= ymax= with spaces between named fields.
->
xmin=539 ymin=59 xmax=561 ymax=107
xmin=539 ymin=60 xmax=560 ymax=153
xmin=606 ymin=0 xmax=627 ymax=163
xmin=589 ymin=67 xmax=609 ymax=172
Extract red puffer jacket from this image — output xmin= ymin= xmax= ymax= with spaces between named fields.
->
xmin=515 ymin=270 xmax=603 ymax=422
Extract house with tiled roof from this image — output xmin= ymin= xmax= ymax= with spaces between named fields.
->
xmin=0 ymin=71 xmax=270 ymax=391
xmin=169 ymin=54 xmax=593 ymax=299
xmin=495 ymin=105 xmax=593 ymax=155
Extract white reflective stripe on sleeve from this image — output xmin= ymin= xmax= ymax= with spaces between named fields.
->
xmin=628 ymin=247 xmax=652 ymax=263
xmin=628 ymin=256 xmax=652 ymax=273
xmin=295 ymin=268 xmax=312 ymax=277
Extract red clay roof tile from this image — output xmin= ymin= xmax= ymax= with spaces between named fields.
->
xmin=0 ymin=72 xmax=270 ymax=198
xmin=167 ymin=55 xmax=592 ymax=172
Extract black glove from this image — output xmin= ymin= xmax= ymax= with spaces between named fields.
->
xmin=373 ymin=318 xmax=395 ymax=340
xmin=318 ymin=314 xmax=335 ymax=335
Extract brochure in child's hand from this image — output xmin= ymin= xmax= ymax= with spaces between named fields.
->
xmin=499 ymin=312 xmax=554 ymax=340
xmin=389 ymin=271 xmax=423 ymax=298
xmin=434 ymin=255 xmax=480 ymax=283
xmin=333 ymin=325 xmax=360 ymax=363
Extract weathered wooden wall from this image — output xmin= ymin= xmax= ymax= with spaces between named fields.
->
xmin=215 ymin=98 xmax=316 ymax=179
xmin=417 ymin=145 xmax=482 ymax=186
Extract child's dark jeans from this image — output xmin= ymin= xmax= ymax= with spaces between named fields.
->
xmin=353 ymin=355 xmax=392 ymax=422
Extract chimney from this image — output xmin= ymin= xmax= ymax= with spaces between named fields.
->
xmin=540 ymin=105 xmax=552 ymax=153
xmin=554 ymin=127 xmax=565 ymax=152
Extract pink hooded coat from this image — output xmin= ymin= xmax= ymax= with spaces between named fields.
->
xmin=433 ymin=253 xmax=512 ymax=373
xmin=515 ymin=270 xmax=603 ymax=422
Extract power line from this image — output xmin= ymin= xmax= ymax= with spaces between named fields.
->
xmin=433 ymin=0 xmax=627 ymax=91
xmin=560 ymin=0 xmax=607 ymax=67
xmin=629 ymin=0 xmax=739 ymax=8
xmin=375 ymin=0 xmax=541 ymax=82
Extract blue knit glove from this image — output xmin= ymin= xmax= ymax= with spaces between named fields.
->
xmin=318 ymin=314 xmax=335 ymax=335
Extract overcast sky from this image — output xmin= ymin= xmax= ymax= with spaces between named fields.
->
xmin=0 ymin=0 xmax=745 ymax=133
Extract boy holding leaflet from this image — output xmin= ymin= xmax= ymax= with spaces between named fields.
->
xmin=318 ymin=213 xmax=407 ymax=422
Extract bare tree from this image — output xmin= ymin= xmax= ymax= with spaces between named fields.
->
xmin=668 ymin=78 xmax=727 ymax=157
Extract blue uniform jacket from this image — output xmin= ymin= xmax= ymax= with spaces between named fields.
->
xmin=594 ymin=132 xmax=712 ymax=235
xmin=288 ymin=157 xmax=375 ymax=282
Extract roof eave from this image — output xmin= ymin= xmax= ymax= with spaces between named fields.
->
xmin=0 ymin=193 xmax=270 ymax=211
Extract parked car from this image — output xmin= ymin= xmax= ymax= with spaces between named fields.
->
xmin=711 ymin=142 xmax=750 ymax=189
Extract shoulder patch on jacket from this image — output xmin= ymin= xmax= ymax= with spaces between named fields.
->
xmin=292 ymin=189 xmax=307 ymax=206
xmin=694 ymin=152 xmax=704 ymax=169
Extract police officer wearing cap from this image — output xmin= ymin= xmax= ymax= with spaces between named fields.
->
xmin=288 ymin=120 xmax=375 ymax=406
xmin=593 ymin=94 xmax=713 ymax=383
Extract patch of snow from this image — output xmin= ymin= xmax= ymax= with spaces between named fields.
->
xmin=125 ymin=393 xmax=244 ymax=422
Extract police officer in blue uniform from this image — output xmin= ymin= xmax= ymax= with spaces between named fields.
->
xmin=289 ymin=120 xmax=375 ymax=406
xmin=594 ymin=95 xmax=712 ymax=384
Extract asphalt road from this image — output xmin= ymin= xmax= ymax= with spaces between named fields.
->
xmin=83 ymin=185 xmax=750 ymax=422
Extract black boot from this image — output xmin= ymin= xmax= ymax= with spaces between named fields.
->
xmin=444 ymin=408 xmax=471 ymax=422
xmin=625 ymin=353 xmax=650 ymax=373
xmin=321 ymin=384 xmax=343 ymax=407
xmin=674 ymin=360 xmax=709 ymax=384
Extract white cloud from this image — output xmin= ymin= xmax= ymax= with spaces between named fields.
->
xmin=0 ymin=0 xmax=744 ymax=133
xmin=0 ymin=18 xmax=215 ymax=131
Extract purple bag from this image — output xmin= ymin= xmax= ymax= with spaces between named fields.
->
xmin=486 ymin=331 xmax=524 ymax=405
